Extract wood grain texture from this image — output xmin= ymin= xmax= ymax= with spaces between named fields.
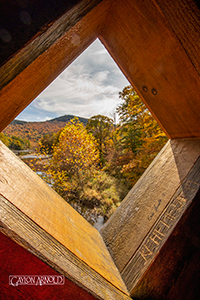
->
xmin=101 ymin=139 xmax=200 ymax=274
xmin=0 ymin=231 xmax=97 ymax=300
xmin=0 ymin=0 xmax=110 ymax=131
xmin=0 ymin=0 xmax=85 ymax=66
xmin=0 ymin=141 xmax=129 ymax=297
xmin=0 ymin=0 xmax=103 ymax=90
xmin=154 ymin=0 xmax=200 ymax=76
xmin=124 ymin=156 xmax=200 ymax=295
xmin=131 ymin=164 xmax=200 ymax=299
xmin=1 ymin=0 xmax=200 ymax=138
xmin=99 ymin=0 xmax=200 ymax=138
xmin=0 ymin=195 xmax=131 ymax=300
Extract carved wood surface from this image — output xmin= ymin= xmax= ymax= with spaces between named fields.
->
xmin=124 ymin=157 xmax=200 ymax=295
xmin=101 ymin=139 xmax=200 ymax=293
xmin=131 ymin=166 xmax=200 ymax=299
xmin=0 ymin=141 xmax=129 ymax=299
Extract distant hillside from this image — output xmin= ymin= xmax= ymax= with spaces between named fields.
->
xmin=47 ymin=115 xmax=88 ymax=124
xmin=4 ymin=115 xmax=88 ymax=146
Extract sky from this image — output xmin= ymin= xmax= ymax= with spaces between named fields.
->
xmin=17 ymin=39 xmax=129 ymax=122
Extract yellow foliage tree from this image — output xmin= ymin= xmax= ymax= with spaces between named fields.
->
xmin=49 ymin=118 xmax=99 ymax=197
xmin=36 ymin=117 xmax=129 ymax=225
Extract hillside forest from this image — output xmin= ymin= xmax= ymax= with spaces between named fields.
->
xmin=1 ymin=86 xmax=168 ymax=225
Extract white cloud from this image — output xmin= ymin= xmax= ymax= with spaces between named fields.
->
xmin=17 ymin=39 xmax=129 ymax=121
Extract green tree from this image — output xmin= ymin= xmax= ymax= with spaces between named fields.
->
xmin=39 ymin=131 xmax=61 ymax=154
xmin=37 ymin=117 xmax=129 ymax=224
xmin=0 ymin=133 xmax=11 ymax=147
xmin=9 ymin=135 xmax=30 ymax=150
xmin=116 ymin=86 xmax=145 ymax=154
xmin=0 ymin=133 xmax=30 ymax=150
xmin=86 ymin=115 xmax=114 ymax=165
xmin=116 ymin=86 xmax=168 ymax=184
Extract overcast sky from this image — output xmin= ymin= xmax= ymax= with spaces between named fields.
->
xmin=17 ymin=39 xmax=129 ymax=122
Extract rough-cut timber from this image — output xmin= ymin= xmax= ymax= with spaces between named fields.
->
xmin=99 ymin=0 xmax=200 ymax=138
xmin=0 ymin=0 xmax=200 ymax=139
xmin=125 ymin=157 xmax=200 ymax=298
xmin=0 ymin=0 xmax=82 ymax=66
xmin=0 ymin=0 xmax=104 ymax=90
xmin=0 ymin=0 xmax=109 ymax=131
xmin=131 ymin=161 xmax=200 ymax=300
xmin=1 ymin=1 xmax=200 ymax=298
xmin=0 ymin=141 xmax=130 ymax=300
xmin=154 ymin=0 xmax=200 ymax=76
xmin=101 ymin=138 xmax=200 ymax=295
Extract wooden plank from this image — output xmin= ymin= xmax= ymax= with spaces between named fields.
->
xmin=154 ymin=0 xmax=200 ymax=76
xmin=1 ymin=0 xmax=200 ymax=138
xmin=0 ymin=141 xmax=130 ymax=299
xmin=0 ymin=231 xmax=97 ymax=300
xmin=130 ymin=159 xmax=200 ymax=299
xmin=101 ymin=139 xmax=200 ymax=275
xmin=0 ymin=0 xmax=109 ymax=131
xmin=123 ymin=156 xmax=200 ymax=296
xmin=0 ymin=0 xmax=82 ymax=66
xmin=0 ymin=0 xmax=104 ymax=90
xmin=99 ymin=0 xmax=200 ymax=138
xmin=0 ymin=196 xmax=131 ymax=300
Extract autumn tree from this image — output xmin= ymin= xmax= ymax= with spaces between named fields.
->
xmin=0 ymin=133 xmax=30 ymax=150
xmin=0 ymin=133 xmax=11 ymax=147
xmin=39 ymin=131 xmax=61 ymax=154
xmin=86 ymin=115 xmax=114 ymax=165
xmin=116 ymin=85 xmax=168 ymax=184
xmin=49 ymin=118 xmax=99 ymax=197
xmin=37 ymin=117 xmax=129 ymax=225
xmin=116 ymin=86 xmax=146 ymax=153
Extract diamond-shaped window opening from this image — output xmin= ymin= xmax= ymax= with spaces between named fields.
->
xmin=3 ymin=39 xmax=167 ymax=230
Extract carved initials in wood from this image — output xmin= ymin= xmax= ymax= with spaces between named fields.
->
xmin=137 ymin=182 xmax=195 ymax=265
xmin=150 ymin=229 xmax=164 ymax=245
xmin=139 ymin=245 xmax=153 ymax=263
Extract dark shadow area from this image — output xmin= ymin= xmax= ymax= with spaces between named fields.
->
xmin=0 ymin=0 xmax=82 ymax=65
xmin=170 ymin=139 xmax=200 ymax=182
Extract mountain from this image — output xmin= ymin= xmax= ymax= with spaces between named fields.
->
xmin=47 ymin=115 xmax=88 ymax=124
xmin=3 ymin=115 xmax=88 ymax=147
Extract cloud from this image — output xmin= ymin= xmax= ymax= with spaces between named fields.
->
xmin=17 ymin=39 xmax=129 ymax=121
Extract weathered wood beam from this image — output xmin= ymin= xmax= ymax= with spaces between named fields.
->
xmin=99 ymin=0 xmax=200 ymax=138
xmin=0 ymin=0 xmax=83 ymax=66
xmin=1 ymin=0 xmax=199 ymax=139
xmin=0 ymin=0 xmax=110 ymax=132
xmin=101 ymin=138 xmax=200 ymax=295
xmin=0 ymin=0 xmax=103 ymax=91
xmin=125 ymin=157 xmax=200 ymax=298
xmin=153 ymin=0 xmax=200 ymax=77
xmin=0 ymin=141 xmax=130 ymax=300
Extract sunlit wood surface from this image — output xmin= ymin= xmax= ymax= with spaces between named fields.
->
xmin=0 ymin=141 xmax=130 ymax=300
xmin=0 ymin=0 xmax=199 ymax=138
